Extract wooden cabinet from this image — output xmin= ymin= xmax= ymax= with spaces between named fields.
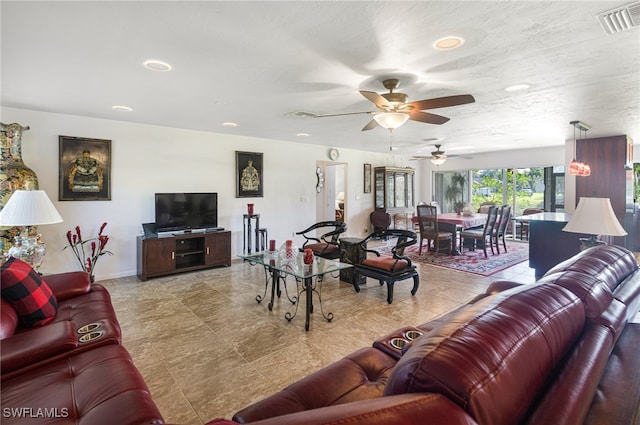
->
xmin=374 ymin=166 xmax=415 ymax=214
xmin=137 ymin=231 xmax=231 ymax=281
xmin=576 ymin=135 xmax=635 ymax=248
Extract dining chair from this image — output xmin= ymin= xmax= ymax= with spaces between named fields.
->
xmin=519 ymin=208 xmax=544 ymax=240
xmin=296 ymin=221 xmax=347 ymax=260
xmin=493 ymin=205 xmax=511 ymax=254
xmin=352 ymin=229 xmax=419 ymax=304
xmin=477 ymin=202 xmax=496 ymax=214
xmin=416 ymin=204 xmax=453 ymax=255
xmin=459 ymin=206 xmax=499 ymax=257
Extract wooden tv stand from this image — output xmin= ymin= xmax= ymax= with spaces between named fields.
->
xmin=136 ymin=231 xmax=231 ymax=281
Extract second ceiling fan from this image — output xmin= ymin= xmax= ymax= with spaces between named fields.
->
xmin=315 ymin=78 xmax=475 ymax=131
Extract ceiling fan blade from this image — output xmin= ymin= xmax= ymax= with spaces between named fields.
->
xmin=361 ymin=119 xmax=379 ymax=131
xmin=314 ymin=111 xmax=375 ymax=118
xmin=409 ymin=111 xmax=450 ymax=125
xmin=408 ymin=94 xmax=475 ymax=111
xmin=360 ymin=90 xmax=390 ymax=109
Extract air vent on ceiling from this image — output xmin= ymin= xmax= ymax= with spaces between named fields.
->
xmin=597 ymin=2 xmax=640 ymax=34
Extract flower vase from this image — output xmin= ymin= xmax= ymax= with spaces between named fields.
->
xmin=0 ymin=123 xmax=40 ymax=254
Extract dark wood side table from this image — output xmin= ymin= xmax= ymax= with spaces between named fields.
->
xmin=242 ymin=214 xmax=260 ymax=254
xmin=339 ymin=237 xmax=366 ymax=286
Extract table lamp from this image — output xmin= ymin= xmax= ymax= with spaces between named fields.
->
xmin=562 ymin=197 xmax=627 ymax=250
xmin=0 ymin=190 xmax=63 ymax=270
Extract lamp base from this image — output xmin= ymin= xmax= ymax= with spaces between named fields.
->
xmin=579 ymin=235 xmax=605 ymax=251
xmin=6 ymin=233 xmax=46 ymax=271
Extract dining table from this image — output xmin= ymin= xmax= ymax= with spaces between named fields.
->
xmin=412 ymin=212 xmax=488 ymax=255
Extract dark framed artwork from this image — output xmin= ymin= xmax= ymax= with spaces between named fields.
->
xmin=364 ymin=163 xmax=372 ymax=193
xmin=236 ymin=151 xmax=264 ymax=198
xmin=59 ymin=136 xmax=111 ymax=201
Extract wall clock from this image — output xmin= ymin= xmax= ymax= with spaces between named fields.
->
xmin=328 ymin=148 xmax=339 ymax=161
xmin=316 ymin=167 xmax=325 ymax=193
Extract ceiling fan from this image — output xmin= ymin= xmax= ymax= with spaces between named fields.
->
xmin=314 ymin=78 xmax=475 ymax=131
xmin=410 ymin=144 xmax=462 ymax=165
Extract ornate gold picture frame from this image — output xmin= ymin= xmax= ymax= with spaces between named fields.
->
xmin=59 ymin=136 xmax=111 ymax=201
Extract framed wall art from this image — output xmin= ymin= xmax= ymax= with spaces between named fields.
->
xmin=59 ymin=136 xmax=111 ymax=201
xmin=236 ymin=151 xmax=264 ymax=198
xmin=363 ymin=163 xmax=372 ymax=193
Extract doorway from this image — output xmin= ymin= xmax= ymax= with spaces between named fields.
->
xmin=317 ymin=162 xmax=347 ymax=223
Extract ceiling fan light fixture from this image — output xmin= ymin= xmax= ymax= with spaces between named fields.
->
xmin=430 ymin=156 xmax=446 ymax=166
xmin=373 ymin=112 xmax=409 ymax=129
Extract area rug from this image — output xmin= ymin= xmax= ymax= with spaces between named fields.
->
xmin=375 ymin=241 xmax=529 ymax=277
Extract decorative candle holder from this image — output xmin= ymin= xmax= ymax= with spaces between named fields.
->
xmin=279 ymin=240 xmax=298 ymax=263
xmin=247 ymin=203 xmax=254 ymax=215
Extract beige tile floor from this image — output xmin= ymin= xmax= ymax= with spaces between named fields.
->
xmin=101 ymin=252 xmax=536 ymax=425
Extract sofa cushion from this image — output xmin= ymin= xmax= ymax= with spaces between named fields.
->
xmin=545 ymin=245 xmax=639 ymax=292
xmin=1 ymin=344 xmax=164 ymax=425
xmin=232 ymin=347 xmax=397 ymax=423
xmin=1 ymin=257 xmax=57 ymax=327
xmin=384 ymin=284 xmax=585 ymax=425
xmin=362 ymin=257 xmax=409 ymax=271
xmin=541 ymin=271 xmax=614 ymax=318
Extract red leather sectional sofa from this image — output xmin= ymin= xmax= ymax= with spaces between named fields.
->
xmin=221 ymin=245 xmax=640 ymax=425
xmin=1 ymin=270 xmax=164 ymax=425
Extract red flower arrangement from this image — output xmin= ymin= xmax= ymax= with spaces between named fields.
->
xmin=64 ymin=222 xmax=112 ymax=282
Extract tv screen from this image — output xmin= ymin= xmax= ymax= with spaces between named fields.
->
xmin=155 ymin=193 xmax=218 ymax=233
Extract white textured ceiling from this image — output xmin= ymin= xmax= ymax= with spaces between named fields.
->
xmin=2 ymin=1 xmax=639 ymax=157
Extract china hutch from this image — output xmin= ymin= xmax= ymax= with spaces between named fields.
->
xmin=374 ymin=167 xmax=415 ymax=227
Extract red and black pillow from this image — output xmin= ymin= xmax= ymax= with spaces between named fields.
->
xmin=1 ymin=257 xmax=58 ymax=327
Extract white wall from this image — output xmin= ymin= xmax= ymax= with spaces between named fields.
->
xmin=1 ymin=107 xmax=408 ymax=280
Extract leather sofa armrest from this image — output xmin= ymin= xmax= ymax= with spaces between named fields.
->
xmin=234 ymin=393 xmax=478 ymax=425
xmin=1 ymin=321 xmax=78 ymax=374
xmin=44 ymin=271 xmax=92 ymax=301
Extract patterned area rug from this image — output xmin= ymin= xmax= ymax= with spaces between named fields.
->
xmin=376 ymin=241 xmax=529 ymax=277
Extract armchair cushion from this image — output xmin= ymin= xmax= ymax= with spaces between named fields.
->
xmin=304 ymin=242 xmax=340 ymax=257
xmin=1 ymin=258 xmax=57 ymax=327
xmin=362 ymin=257 xmax=410 ymax=272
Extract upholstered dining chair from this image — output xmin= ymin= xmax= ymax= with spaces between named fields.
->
xmin=519 ymin=208 xmax=544 ymax=240
xmin=296 ymin=221 xmax=347 ymax=260
xmin=416 ymin=204 xmax=453 ymax=255
xmin=493 ymin=205 xmax=511 ymax=254
xmin=459 ymin=206 xmax=499 ymax=258
xmin=352 ymin=229 xmax=419 ymax=304
xmin=370 ymin=211 xmax=392 ymax=236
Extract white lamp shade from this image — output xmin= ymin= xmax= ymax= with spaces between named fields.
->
xmin=373 ymin=112 xmax=410 ymax=129
xmin=562 ymin=197 xmax=627 ymax=236
xmin=0 ymin=190 xmax=63 ymax=226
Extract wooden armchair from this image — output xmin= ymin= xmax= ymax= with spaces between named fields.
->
xmin=353 ymin=229 xmax=419 ymax=304
xmin=416 ymin=204 xmax=453 ymax=254
xmin=296 ymin=221 xmax=347 ymax=260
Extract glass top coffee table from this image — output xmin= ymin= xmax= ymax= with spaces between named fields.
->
xmin=239 ymin=251 xmax=352 ymax=331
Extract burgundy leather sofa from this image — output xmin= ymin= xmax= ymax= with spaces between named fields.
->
xmin=220 ymin=245 xmax=640 ymax=425
xmin=1 ymin=270 xmax=164 ymax=425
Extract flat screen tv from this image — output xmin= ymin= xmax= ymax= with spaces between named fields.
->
xmin=155 ymin=193 xmax=218 ymax=233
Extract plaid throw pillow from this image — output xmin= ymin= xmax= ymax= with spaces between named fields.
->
xmin=1 ymin=257 xmax=58 ymax=327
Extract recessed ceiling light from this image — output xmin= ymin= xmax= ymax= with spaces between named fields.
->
xmin=222 ymin=122 xmax=238 ymax=127
xmin=296 ymin=133 xmax=310 ymax=137
xmin=112 ymin=105 xmax=132 ymax=112
xmin=433 ymin=36 xmax=464 ymax=50
xmin=505 ymin=84 xmax=530 ymax=92
xmin=143 ymin=60 xmax=172 ymax=72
